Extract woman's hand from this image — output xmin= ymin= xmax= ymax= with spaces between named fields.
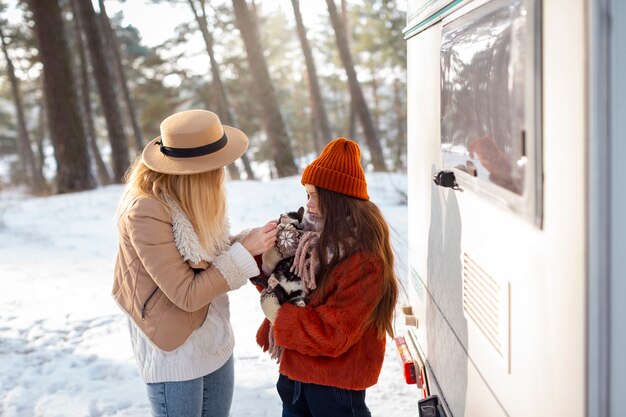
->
xmin=242 ymin=221 xmax=277 ymax=256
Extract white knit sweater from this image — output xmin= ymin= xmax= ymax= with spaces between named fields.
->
xmin=126 ymin=200 xmax=259 ymax=383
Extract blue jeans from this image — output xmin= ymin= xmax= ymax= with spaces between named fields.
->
xmin=146 ymin=355 xmax=234 ymax=417
xmin=276 ymin=374 xmax=371 ymax=417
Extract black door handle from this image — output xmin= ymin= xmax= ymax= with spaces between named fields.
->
xmin=433 ymin=170 xmax=463 ymax=191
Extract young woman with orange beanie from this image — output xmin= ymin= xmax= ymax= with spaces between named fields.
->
xmin=258 ymin=137 xmax=399 ymax=417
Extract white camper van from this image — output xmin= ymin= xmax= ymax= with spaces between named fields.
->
xmin=400 ymin=1 xmax=625 ymax=416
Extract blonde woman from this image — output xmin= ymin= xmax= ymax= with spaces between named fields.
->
xmin=113 ymin=109 xmax=276 ymax=417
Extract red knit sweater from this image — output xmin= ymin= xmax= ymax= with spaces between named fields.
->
xmin=256 ymin=251 xmax=386 ymax=390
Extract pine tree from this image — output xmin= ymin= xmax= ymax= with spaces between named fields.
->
xmin=26 ymin=0 xmax=95 ymax=193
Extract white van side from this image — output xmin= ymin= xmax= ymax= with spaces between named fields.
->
xmin=402 ymin=1 xmax=625 ymax=416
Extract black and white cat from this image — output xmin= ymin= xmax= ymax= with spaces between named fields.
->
xmin=251 ymin=207 xmax=309 ymax=307
xmin=266 ymin=257 xmax=306 ymax=307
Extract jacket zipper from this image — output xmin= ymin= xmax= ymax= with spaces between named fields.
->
xmin=141 ymin=287 xmax=159 ymax=320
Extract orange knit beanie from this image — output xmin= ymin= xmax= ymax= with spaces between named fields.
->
xmin=301 ymin=137 xmax=369 ymax=200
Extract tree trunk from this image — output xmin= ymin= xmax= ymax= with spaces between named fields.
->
xmin=71 ymin=0 xmax=112 ymax=185
xmin=348 ymin=96 xmax=357 ymax=139
xmin=35 ymin=99 xmax=46 ymax=180
xmin=341 ymin=0 xmax=353 ymax=48
xmin=223 ymin=55 xmax=258 ymax=180
xmin=306 ymin=72 xmax=322 ymax=153
xmin=232 ymin=0 xmax=298 ymax=177
xmin=393 ymin=76 xmax=406 ymax=170
xmin=74 ymin=0 xmax=129 ymax=183
xmin=240 ymin=152 xmax=255 ymax=179
xmin=326 ymin=0 xmax=387 ymax=171
xmin=26 ymin=0 xmax=95 ymax=193
xmin=341 ymin=0 xmax=356 ymax=140
xmin=98 ymin=0 xmax=144 ymax=154
xmin=370 ymin=66 xmax=381 ymax=131
xmin=291 ymin=0 xmax=331 ymax=153
xmin=187 ymin=0 xmax=243 ymax=180
xmin=1 ymin=25 xmax=46 ymax=193
xmin=393 ymin=78 xmax=406 ymax=169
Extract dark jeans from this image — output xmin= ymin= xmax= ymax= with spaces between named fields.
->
xmin=277 ymin=374 xmax=372 ymax=417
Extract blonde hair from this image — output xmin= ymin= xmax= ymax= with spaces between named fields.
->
xmin=118 ymin=156 xmax=229 ymax=255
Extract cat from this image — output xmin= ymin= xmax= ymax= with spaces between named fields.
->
xmin=267 ymin=257 xmax=306 ymax=307
xmin=250 ymin=207 xmax=308 ymax=307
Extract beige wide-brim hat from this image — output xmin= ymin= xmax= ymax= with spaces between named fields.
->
xmin=142 ymin=109 xmax=248 ymax=175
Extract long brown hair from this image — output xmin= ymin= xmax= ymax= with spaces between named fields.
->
xmin=118 ymin=156 xmax=229 ymax=255
xmin=314 ymin=187 xmax=398 ymax=338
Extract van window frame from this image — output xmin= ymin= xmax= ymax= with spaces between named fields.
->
xmin=439 ymin=0 xmax=543 ymax=227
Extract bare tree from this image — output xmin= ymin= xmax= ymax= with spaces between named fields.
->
xmin=232 ymin=0 xmax=298 ymax=177
xmin=187 ymin=0 xmax=257 ymax=180
xmin=1 ymin=24 xmax=46 ymax=193
xmin=369 ymin=66 xmax=381 ymax=129
xmin=326 ymin=0 xmax=387 ymax=171
xmin=392 ymin=76 xmax=406 ymax=170
xmin=26 ymin=0 xmax=95 ymax=193
xmin=34 ymin=97 xmax=46 ymax=179
xmin=70 ymin=0 xmax=112 ymax=185
xmin=74 ymin=0 xmax=130 ymax=182
xmin=341 ymin=0 xmax=357 ymax=139
xmin=98 ymin=0 xmax=144 ymax=153
xmin=291 ymin=0 xmax=332 ymax=153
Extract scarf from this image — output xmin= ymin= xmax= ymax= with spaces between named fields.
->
xmin=267 ymin=212 xmax=321 ymax=361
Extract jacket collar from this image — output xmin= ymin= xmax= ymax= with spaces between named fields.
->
xmin=166 ymin=196 xmax=229 ymax=265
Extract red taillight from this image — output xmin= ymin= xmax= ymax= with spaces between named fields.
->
xmin=402 ymin=330 xmax=430 ymax=398
xmin=395 ymin=336 xmax=417 ymax=384
xmin=418 ymin=367 xmax=427 ymax=398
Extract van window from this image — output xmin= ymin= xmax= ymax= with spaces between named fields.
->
xmin=440 ymin=0 xmax=529 ymax=196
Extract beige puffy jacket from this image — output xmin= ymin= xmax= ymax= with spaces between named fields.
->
xmin=113 ymin=196 xmax=256 ymax=351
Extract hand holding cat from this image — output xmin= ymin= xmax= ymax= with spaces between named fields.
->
xmin=242 ymin=221 xmax=277 ymax=256
xmin=260 ymin=292 xmax=280 ymax=323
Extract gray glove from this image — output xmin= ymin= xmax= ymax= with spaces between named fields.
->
xmin=261 ymin=222 xmax=301 ymax=274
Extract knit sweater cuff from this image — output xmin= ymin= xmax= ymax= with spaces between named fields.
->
xmin=213 ymin=242 xmax=260 ymax=290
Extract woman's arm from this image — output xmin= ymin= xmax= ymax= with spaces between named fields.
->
xmin=127 ymin=198 xmax=258 ymax=312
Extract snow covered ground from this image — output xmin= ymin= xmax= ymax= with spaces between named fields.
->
xmin=0 ymin=173 xmax=419 ymax=417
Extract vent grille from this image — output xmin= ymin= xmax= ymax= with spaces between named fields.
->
xmin=462 ymin=252 xmax=507 ymax=358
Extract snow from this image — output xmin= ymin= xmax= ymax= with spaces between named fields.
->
xmin=0 ymin=173 xmax=419 ymax=417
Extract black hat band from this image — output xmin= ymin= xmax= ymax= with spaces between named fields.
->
xmin=155 ymin=133 xmax=228 ymax=158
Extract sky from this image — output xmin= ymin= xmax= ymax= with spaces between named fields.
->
xmin=104 ymin=0 xmax=332 ymax=48
xmin=0 ymin=0 xmax=338 ymax=82
xmin=0 ymin=172 xmax=418 ymax=417
xmin=1 ymin=0 xmax=407 ymax=87
xmin=103 ymin=0 xmax=333 ymax=83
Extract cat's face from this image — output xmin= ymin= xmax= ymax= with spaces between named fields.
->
xmin=278 ymin=207 xmax=305 ymax=228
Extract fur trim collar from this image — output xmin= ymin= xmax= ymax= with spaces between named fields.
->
xmin=166 ymin=196 xmax=229 ymax=264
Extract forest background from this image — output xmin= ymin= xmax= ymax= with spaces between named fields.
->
xmin=0 ymin=3 xmax=415 ymax=415
xmin=0 ymin=0 xmax=407 ymax=194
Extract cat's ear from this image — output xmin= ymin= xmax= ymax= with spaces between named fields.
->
xmin=297 ymin=206 xmax=305 ymax=221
